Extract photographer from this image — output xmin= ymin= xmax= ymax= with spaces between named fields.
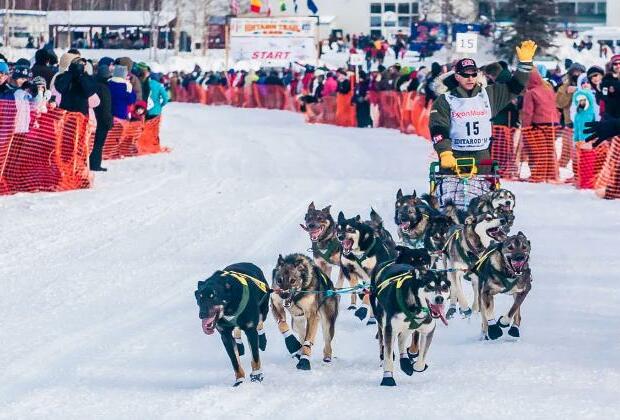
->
xmin=54 ymin=57 xmax=98 ymax=116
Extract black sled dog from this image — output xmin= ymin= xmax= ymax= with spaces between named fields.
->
xmin=195 ymin=263 xmax=269 ymax=387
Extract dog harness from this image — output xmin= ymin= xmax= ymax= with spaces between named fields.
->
xmin=218 ymin=271 xmax=268 ymax=327
xmin=312 ymin=237 xmax=340 ymax=262
xmin=375 ymin=272 xmax=430 ymax=329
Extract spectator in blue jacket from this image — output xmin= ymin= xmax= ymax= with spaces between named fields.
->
xmin=108 ymin=65 xmax=136 ymax=120
xmin=146 ymin=72 xmax=168 ymax=119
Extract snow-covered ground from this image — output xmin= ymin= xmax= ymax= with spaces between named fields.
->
xmin=1 ymin=103 xmax=619 ymax=419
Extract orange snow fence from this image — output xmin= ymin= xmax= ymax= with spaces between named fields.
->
xmin=595 ymin=137 xmax=620 ymax=199
xmin=173 ymin=85 xmax=620 ymax=199
xmin=0 ymin=99 xmax=166 ymax=196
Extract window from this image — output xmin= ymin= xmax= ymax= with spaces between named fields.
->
xmin=385 ymin=19 xmax=396 ymax=27
xmin=577 ymin=2 xmax=596 ymax=16
xmin=370 ymin=3 xmax=381 ymax=13
xmin=371 ymin=29 xmax=382 ymax=38
xmin=411 ymin=2 xmax=419 ymax=14
xmin=384 ymin=3 xmax=396 ymax=12
xmin=398 ymin=16 xmax=411 ymax=27
xmin=558 ymin=3 xmax=576 ymax=16
xmin=370 ymin=16 xmax=382 ymax=27
xmin=597 ymin=1 xmax=606 ymax=15
xmin=398 ymin=3 xmax=410 ymax=14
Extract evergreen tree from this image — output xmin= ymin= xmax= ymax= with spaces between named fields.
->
xmin=495 ymin=0 xmax=557 ymax=62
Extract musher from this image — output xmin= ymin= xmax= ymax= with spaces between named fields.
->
xmin=429 ymin=40 xmax=538 ymax=174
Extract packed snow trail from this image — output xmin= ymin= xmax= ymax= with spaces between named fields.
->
xmin=1 ymin=103 xmax=619 ymax=419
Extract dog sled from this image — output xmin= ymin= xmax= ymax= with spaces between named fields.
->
xmin=429 ymin=158 xmax=501 ymax=210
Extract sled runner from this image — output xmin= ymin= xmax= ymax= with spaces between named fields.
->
xmin=429 ymin=158 xmax=501 ymax=210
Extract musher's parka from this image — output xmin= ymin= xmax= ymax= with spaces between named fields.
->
xmin=429 ymin=62 xmax=533 ymax=162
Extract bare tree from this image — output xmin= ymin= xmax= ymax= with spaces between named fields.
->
xmin=148 ymin=0 xmax=163 ymax=60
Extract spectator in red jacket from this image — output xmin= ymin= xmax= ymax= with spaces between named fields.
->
xmin=522 ymin=68 xmax=559 ymax=127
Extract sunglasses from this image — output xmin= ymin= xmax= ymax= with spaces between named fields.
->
xmin=613 ymin=62 xmax=620 ymax=66
xmin=458 ymin=72 xmax=478 ymax=79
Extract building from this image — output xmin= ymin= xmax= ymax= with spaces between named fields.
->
xmin=481 ymin=1 xmax=608 ymax=26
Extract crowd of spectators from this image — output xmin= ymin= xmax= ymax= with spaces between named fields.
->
xmin=0 ymin=48 xmax=169 ymax=172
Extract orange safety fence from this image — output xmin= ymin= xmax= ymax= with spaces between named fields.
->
xmin=172 ymin=85 xmax=620 ymax=199
xmin=518 ymin=125 xmax=560 ymax=183
xmin=0 ymin=102 xmax=91 ymax=195
xmin=595 ymin=136 xmax=620 ymax=199
xmin=0 ymin=99 xmax=166 ymax=196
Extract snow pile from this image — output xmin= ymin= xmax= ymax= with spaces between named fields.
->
xmin=0 ymin=103 xmax=618 ymax=419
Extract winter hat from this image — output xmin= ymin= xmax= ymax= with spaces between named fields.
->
xmin=32 ymin=76 xmax=46 ymax=87
xmin=59 ymin=52 xmax=79 ymax=72
xmin=455 ymin=58 xmax=477 ymax=74
xmin=98 ymin=56 xmax=114 ymax=69
xmin=431 ymin=61 xmax=442 ymax=76
xmin=97 ymin=62 xmax=111 ymax=79
xmin=610 ymin=54 xmax=620 ymax=64
xmin=150 ymin=72 xmax=162 ymax=82
xmin=577 ymin=73 xmax=589 ymax=88
xmin=136 ymin=62 xmax=150 ymax=72
xmin=568 ymin=62 xmax=586 ymax=74
xmin=0 ymin=61 xmax=8 ymax=74
xmin=12 ymin=65 xmax=30 ymax=80
xmin=134 ymin=100 xmax=147 ymax=109
xmin=587 ymin=65 xmax=605 ymax=79
xmin=113 ymin=65 xmax=128 ymax=79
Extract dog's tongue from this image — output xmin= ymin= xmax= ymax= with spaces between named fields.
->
xmin=310 ymin=228 xmax=322 ymax=241
xmin=511 ymin=259 xmax=526 ymax=272
xmin=400 ymin=222 xmax=411 ymax=231
xmin=429 ymin=303 xmax=448 ymax=326
xmin=342 ymin=239 xmax=353 ymax=252
xmin=202 ymin=317 xmax=217 ymax=335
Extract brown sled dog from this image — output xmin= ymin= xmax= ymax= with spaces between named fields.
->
xmin=271 ymin=254 xmax=339 ymax=370
xmin=302 ymin=202 xmax=357 ymax=309
xmin=477 ymin=232 xmax=532 ymax=341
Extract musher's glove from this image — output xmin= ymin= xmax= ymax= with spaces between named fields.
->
xmin=516 ymin=40 xmax=538 ymax=62
xmin=584 ymin=119 xmax=620 ymax=147
xmin=439 ymin=151 xmax=457 ymax=170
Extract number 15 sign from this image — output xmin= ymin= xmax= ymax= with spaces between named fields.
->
xmin=455 ymin=32 xmax=478 ymax=54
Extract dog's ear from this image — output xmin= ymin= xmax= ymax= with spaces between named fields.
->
xmin=397 ymin=188 xmax=403 ymax=200
xmin=370 ymin=208 xmax=382 ymax=224
xmin=308 ymin=201 xmax=315 ymax=211
xmin=412 ymin=190 xmax=417 ymax=199
xmin=322 ymin=205 xmax=331 ymax=214
xmin=277 ymin=254 xmax=284 ymax=265
xmin=338 ymin=211 xmax=345 ymax=223
xmin=355 ymin=215 xmax=361 ymax=222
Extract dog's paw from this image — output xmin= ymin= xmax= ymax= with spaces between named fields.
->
xmin=380 ymin=373 xmax=396 ymax=387
xmin=235 ymin=339 xmax=245 ymax=356
xmin=354 ymin=306 xmax=368 ymax=321
xmin=460 ymin=307 xmax=473 ymax=318
xmin=508 ymin=325 xmax=520 ymax=338
xmin=258 ymin=333 xmax=267 ymax=351
xmin=487 ymin=323 xmax=503 ymax=340
xmin=285 ymin=334 xmax=302 ymax=354
xmin=296 ymin=356 xmax=311 ymax=371
xmin=366 ymin=316 xmax=377 ymax=325
xmin=407 ymin=349 xmax=418 ymax=361
xmin=250 ymin=370 xmax=263 ymax=383
xmin=412 ymin=363 xmax=428 ymax=373
xmin=232 ymin=377 xmax=245 ymax=387
xmin=399 ymin=357 xmax=414 ymax=376
xmin=498 ymin=316 xmax=511 ymax=329
xmin=323 ymin=356 xmax=332 ymax=363
xmin=347 ymin=304 xmax=357 ymax=311
xmin=446 ymin=305 xmax=457 ymax=320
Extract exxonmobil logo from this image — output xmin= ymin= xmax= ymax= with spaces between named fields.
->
xmin=451 ymin=109 xmax=488 ymax=119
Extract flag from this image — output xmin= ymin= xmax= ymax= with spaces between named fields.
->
xmin=280 ymin=0 xmax=286 ymax=12
xmin=250 ymin=0 xmax=262 ymax=13
xmin=230 ymin=0 xmax=240 ymax=15
xmin=307 ymin=0 xmax=318 ymax=14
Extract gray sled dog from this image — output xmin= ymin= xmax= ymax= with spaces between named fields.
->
xmin=477 ymin=232 xmax=532 ymax=340
xmin=468 ymin=189 xmax=516 ymax=233
xmin=270 ymin=253 xmax=338 ymax=370
xmin=443 ymin=211 xmax=508 ymax=319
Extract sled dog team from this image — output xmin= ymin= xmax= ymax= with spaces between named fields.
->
xmin=195 ymin=188 xmax=533 ymax=387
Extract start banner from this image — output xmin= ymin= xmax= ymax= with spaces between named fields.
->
xmin=228 ymin=17 xmax=318 ymax=67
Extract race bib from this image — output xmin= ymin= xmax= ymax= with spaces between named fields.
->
xmin=445 ymin=90 xmax=493 ymax=152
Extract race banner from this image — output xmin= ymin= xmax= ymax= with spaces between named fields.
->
xmin=228 ymin=17 xmax=318 ymax=67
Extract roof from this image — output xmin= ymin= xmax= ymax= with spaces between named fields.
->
xmin=47 ymin=10 xmax=175 ymax=27
xmin=0 ymin=9 xmax=46 ymax=17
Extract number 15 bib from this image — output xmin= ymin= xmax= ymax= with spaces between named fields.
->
xmin=445 ymin=89 xmax=493 ymax=152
